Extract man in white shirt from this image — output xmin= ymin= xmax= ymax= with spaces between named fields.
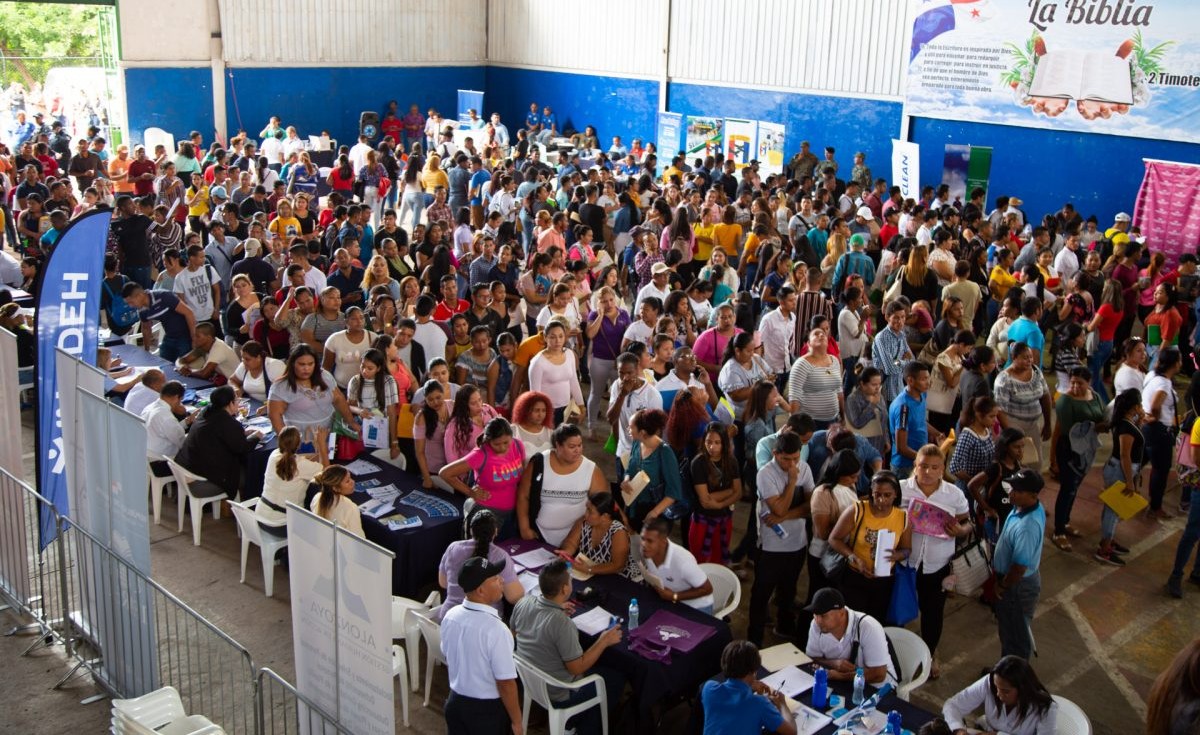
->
xmin=748 ymin=432 xmax=813 ymax=646
xmin=412 ymin=295 xmax=447 ymax=373
xmin=640 ymin=518 xmax=714 ymax=612
xmin=124 ymin=368 xmax=165 ymax=418
xmin=1054 ymin=232 xmax=1082 ymax=283
xmin=758 ymin=286 xmax=797 ymax=383
xmin=259 ymin=130 xmax=284 ymax=165
xmin=173 ymin=244 xmax=222 ymax=330
xmin=489 ymin=113 xmax=510 ymax=149
xmin=176 ymin=323 xmax=240 ymax=380
xmin=804 ymin=588 xmax=897 ymax=686
xmin=142 ymin=381 xmax=193 ymax=475
xmin=606 ymin=353 xmax=663 ymax=466
xmin=348 ymin=134 xmax=372 ymax=173
xmin=440 ymin=557 xmax=523 ymax=735
xmin=289 ymin=243 xmax=327 ymax=295
xmin=0 ymin=248 xmax=22 ymax=287
xmin=634 ymin=262 xmax=672 ymax=313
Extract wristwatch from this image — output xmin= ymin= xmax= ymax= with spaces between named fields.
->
xmin=673 ymin=592 xmax=679 ymax=603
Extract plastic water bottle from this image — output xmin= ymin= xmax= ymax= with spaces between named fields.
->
xmin=811 ymin=666 xmax=828 ymax=710
xmin=852 ymin=667 xmax=866 ymax=706
xmin=628 ymin=598 xmax=639 ymax=631
xmin=887 ymin=710 xmax=903 ymax=734
xmin=761 ymin=511 xmax=788 ymax=539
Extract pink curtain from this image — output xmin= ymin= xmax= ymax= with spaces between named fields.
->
xmin=1133 ymin=159 xmax=1200 ymax=266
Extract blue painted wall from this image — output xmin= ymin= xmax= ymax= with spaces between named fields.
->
xmin=223 ymin=66 xmax=486 ymax=147
xmin=485 ymin=66 xmax=660 ymax=147
xmin=910 ymin=117 xmax=1200 ymax=226
xmin=668 ymin=82 xmax=902 ymax=173
xmin=124 ymin=67 xmax=214 ymax=145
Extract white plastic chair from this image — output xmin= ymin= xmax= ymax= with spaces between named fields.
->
xmin=228 ymin=498 xmax=288 ymax=597
xmin=391 ymin=644 xmax=410 ymax=727
xmin=514 ymin=653 xmax=608 ymax=735
xmin=147 ymin=454 xmax=176 ymax=525
xmin=411 ymin=609 xmax=446 ymax=707
xmin=166 ymin=458 xmax=225 ymax=546
xmin=1053 ymin=695 xmax=1092 ymax=735
xmin=114 ymin=714 xmax=225 ymax=735
xmin=111 ymin=685 xmax=225 ymax=734
xmin=883 ymin=626 xmax=932 ymax=701
xmin=143 ymin=127 xmax=176 ymax=160
xmin=699 ymin=563 xmax=741 ymax=620
xmin=392 ymin=591 xmax=442 ymax=693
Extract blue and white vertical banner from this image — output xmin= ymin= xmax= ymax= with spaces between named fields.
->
xmin=78 ymin=389 xmax=157 ymax=695
xmin=457 ymin=89 xmax=485 ymax=124
xmin=288 ymin=504 xmax=394 ymax=735
xmin=892 ymin=140 xmax=922 ymax=200
xmin=656 ymin=111 xmax=683 ymax=159
xmin=35 ymin=209 xmax=112 ymax=548
xmin=756 ymin=121 xmax=786 ymax=177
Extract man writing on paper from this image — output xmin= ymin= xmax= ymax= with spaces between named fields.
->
xmin=804 ymin=588 xmax=896 ymax=686
xmin=440 ymin=557 xmax=524 ymax=735
xmin=992 ymin=469 xmax=1046 ymax=660
xmin=701 ymin=640 xmax=798 ymax=735
xmin=509 ymin=560 xmax=625 ymax=735
xmin=639 ymin=518 xmax=714 ymax=613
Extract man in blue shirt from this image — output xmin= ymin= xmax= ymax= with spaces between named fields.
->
xmin=1005 ymin=296 xmax=1045 ymax=367
xmin=524 ymin=102 xmax=541 ymax=133
xmin=701 ymin=640 xmax=797 ymax=735
xmin=536 ymin=105 xmax=557 ymax=145
xmin=992 ymin=468 xmax=1046 ymax=660
xmin=888 ymin=360 xmax=943 ymax=478
xmin=830 ymin=234 xmax=876 ymax=301
xmin=123 ymin=283 xmax=197 ymax=362
xmin=467 ymin=156 xmax=491 ymax=229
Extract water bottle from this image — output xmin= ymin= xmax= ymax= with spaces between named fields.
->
xmin=761 ymin=511 xmax=788 ymax=539
xmin=628 ymin=598 xmax=639 ymax=631
xmin=811 ymin=666 xmax=828 ymax=710
xmin=887 ymin=710 xmax=903 ymax=734
xmin=852 ymin=667 xmax=866 ymax=706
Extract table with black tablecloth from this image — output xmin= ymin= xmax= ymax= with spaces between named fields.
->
xmin=109 ymin=343 xmax=215 ymax=391
xmin=498 ymin=538 xmax=733 ymax=734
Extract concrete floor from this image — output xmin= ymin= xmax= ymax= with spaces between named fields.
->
xmin=4 ymin=402 xmax=1195 ymax=734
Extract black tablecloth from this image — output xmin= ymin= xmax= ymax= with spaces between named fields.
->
xmin=109 ymin=343 xmax=215 ymax=391
xmin=498 ymin=539 xmax=733 ymax=732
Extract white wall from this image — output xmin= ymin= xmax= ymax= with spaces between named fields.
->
xmin=217 ymin=0 xmax=487 ymax=65
xmin=120 ymin=0 xmax=213 ymax=63
xmin=487 ymin=0 xmax=666 ymax=78
xmin=668 ymin=0 xmax=907 ymax=100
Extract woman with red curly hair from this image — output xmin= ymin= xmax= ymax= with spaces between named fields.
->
xmin=511 ymin=390 xmax=554 ymax=462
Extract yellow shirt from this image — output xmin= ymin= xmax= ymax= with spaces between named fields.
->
xmin=662 ymin=166 xmax=684 ymax=183
xmin=989 ymin=265 xmax=1017 ymax=301
xmin=109 ymin=157 xmax=134 ymax=194
xmin=270 ymin=216 xmax=302 ymax=239
xmin=186 ymin=186 xmax=209 ymax=217
xmin=742 ymin=233 xmax=762 ymax=264
xmin=692 ymin=223 xmax=716 ymax=262
xmin=713 ymin=223 xmax=742 ymax=257
xmin=849 ymin=502 xmax=907 ymax=576
xmin=421 ymin=168 xmax=449 ymax=192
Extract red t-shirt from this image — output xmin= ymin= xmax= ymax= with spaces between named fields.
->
xmin=878 ymin=223 xmax=899 ymax=248
xmin=432 ymin=298 xmax=469 ymax=321
xmin=128 ymin=159 xmax=157 ymax=196
xmin=1094 ymin=303 xmax=1123 ymax=342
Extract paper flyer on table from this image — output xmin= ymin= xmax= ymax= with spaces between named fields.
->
xmin=366 ymin=483 xmax=401 ymax=503
xmin=786 ymin=701 xmax=833 ymax=735
xmin=761 ymin=666 xmax=815 ymax=698
xmin=518 ymin=571 xmax=541 ymax=595
xmin=873 ymin=529 xmax=896 ymax=577
xmin=512 ymin=547 xmax=559 ymax=570
xmin=571 ymin=606 xmax=616 ymax=636
xmin=358 ymin=497 xmax=396 ymax=519
xmin=343 ymin=458 xmax=382 ymax=475
xmin=759 ymin=643 xmax=813 ymax=673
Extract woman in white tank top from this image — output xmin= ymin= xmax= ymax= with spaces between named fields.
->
xmin=517 ymin=424 xmax=607 ymax=545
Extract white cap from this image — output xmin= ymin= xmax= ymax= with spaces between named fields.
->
xmin=651 ymin=262 xmax=670 ymax=275
xmin=856 ymin=206 xmax=874 ymax=221
xmin=1114 ymin=212 xmax=1131 ymax=222
xmin=243 ymin=238 xmax=262 ymax=256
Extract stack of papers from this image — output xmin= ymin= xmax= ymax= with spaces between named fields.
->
xmin=571 ymin=606 xmax=617 ymax=636
xmin=343 ymin=458 xmax=382 ymax=475
xmin=398 ymin=491 xmax=460 ymax=518
xmin=512 ymin=547 xmax=559 ymax=571
xmin=366 ymin=483 xmax=401 ymax=503
xmin=385 ymin=516 xmax=423 ymax=531
xmin=517 ymin=571 xmax=541 ymax=595
xmin=760 ymin=666 xmax=815 ymax=697
xmin=786 ymin=701 xmax=833 ymax=735
xmin=358 ymin=497 xmax=396 ymax=519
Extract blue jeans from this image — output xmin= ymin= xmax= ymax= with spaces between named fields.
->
xmin=400 ymin=191 xmax=424 ymax=233
xmin=1171 ymin=488 xmax=1200 ymax=579
xmin=995 ymin=572 xmax=1040 ymax=660
xmin=842 ymin=355 xmax=859 ymax=395
xmin=158 ymin=335 xmax=192 ymax=363
xmin=123 ymin=265 xmax=153 ymax=289
xmin=1088 ymin=339 xmax=1114 ymax=402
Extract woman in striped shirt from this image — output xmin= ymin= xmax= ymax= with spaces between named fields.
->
xmin=787 ymin=325 xmax=845 ymax=430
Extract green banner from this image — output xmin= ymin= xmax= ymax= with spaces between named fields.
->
xmin=965 ymin=146 xmax=993 ymax=204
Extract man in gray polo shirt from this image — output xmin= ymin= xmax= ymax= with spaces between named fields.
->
xmin=509 ymin=560 xmax=625 ymax=735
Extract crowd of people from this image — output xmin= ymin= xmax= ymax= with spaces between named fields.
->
xmin=4 ymin=97 xmax=1199 ymax=735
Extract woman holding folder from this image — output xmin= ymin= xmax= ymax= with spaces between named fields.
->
xmin=1097 ymin=389 xmax=1146 ymax=567
xmin=828 ymin=471 xmax=912 ymax=624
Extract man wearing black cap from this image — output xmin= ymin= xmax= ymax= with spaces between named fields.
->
xmin=803 ymin=587 xmax=896 ymax=686
xmin=440 ymin=556 xmax=523 ymax=735
xmin=992 ymin=468 xmax=1046 ymax=660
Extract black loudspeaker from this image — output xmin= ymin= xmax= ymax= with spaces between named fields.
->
xmin=359 ymin=111 xmax=380 ymax=141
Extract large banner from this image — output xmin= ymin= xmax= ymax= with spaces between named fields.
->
xmin=756 ymin=121 xmax=786 ymax=177
xmin=35 ymin=209 xmax=111 ymax=547
xmin=684 ymin=116 xmax=722 ymax=157
xmin=457 ymin=90 xmax=484 ymax=124
xmin=724 ymin=118 xmax=757 ymax=170
xmin=289 ymin=505 xmax=394 ymax=735
xmin=1133 ymin=159 xmax=1200 ymax=265
xmin=892 ymin=140 xmax=922 ymax=200
xmin=905 ymin=0 xmax=1200 ymax=143
xmin=78 ymin=389 xmax=157 ymax=695
xmin=656 ymin=111 xmax=683 ymax=159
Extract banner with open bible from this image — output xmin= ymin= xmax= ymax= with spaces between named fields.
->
xmin=904 ymin=0 xmax=1200 ymax=143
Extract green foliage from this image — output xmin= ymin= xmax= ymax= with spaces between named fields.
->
xmin=0 ymin=2 xmax=101 ymax=88
xmin=1131 ymin=29 xmax=1173 ymax=77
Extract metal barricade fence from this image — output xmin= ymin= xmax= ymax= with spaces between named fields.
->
xmin=58 ymin=518 xmax=260 ymax=733
xmin=257 ymin=668 xmax=355 ymax=735
xmin=0 ymin=469 xmax=72 ymax=655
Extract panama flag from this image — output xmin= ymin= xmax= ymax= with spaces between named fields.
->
xmin=911 ymin=0 xmax=994 ymax=61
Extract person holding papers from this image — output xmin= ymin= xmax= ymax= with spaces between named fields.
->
xmin=639 ymin=517 xmax=714 ymax=613
xmin=803 ymin=588 xmax=897 ymax=686
xmin=509 ymin=560 xmax=625 ymax=735
xmin=700 ymin=640 xmax=798 ymax=735
xmin=827 ymin=470 xmax=912 ymax=625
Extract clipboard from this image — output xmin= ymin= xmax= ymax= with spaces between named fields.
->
xmin=1098 ymin=481 xmax=1148 ymax=520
